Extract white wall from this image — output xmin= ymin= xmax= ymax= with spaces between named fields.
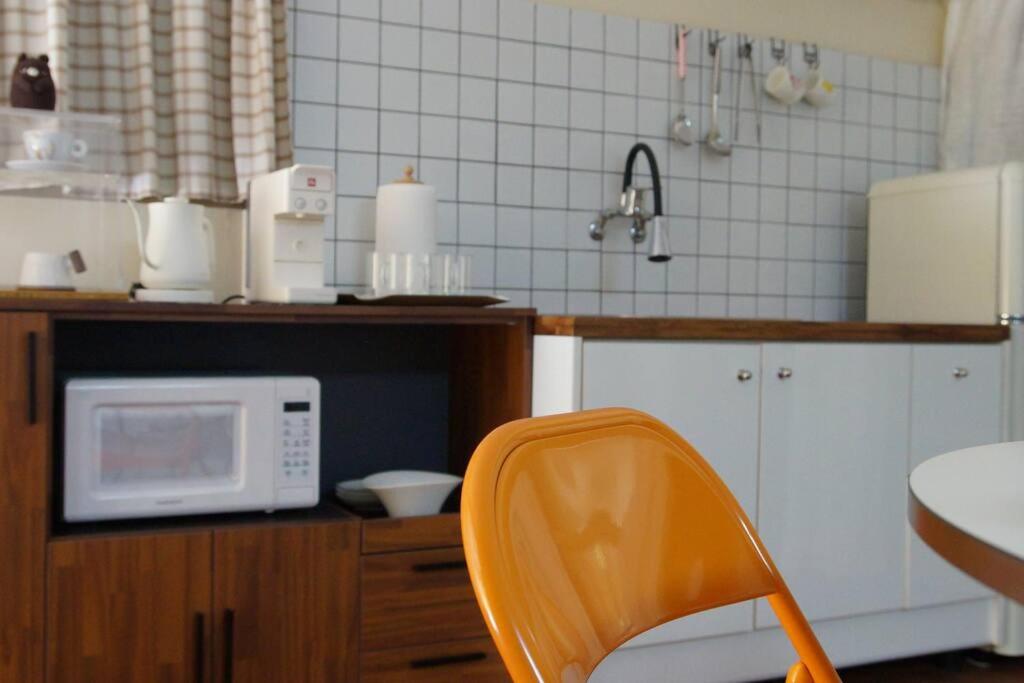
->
xmin=289 ymin=0 xmax=941 ymax=319
xmin=537 ymin=0 xmax=946 ymax=65
xmin=0 ymin=199 xmax=245 ymax=301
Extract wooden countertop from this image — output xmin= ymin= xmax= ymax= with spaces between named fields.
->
xmin=0 ymin=297 xmax=535 ymax=325
xmin=535 ymin=316 xmax=1008 ymax=343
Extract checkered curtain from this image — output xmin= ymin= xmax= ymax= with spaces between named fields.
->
xmin=0 ymin=0 xmax=293 ymax=203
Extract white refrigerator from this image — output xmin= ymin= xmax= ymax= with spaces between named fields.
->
xmin=867 ymin=162 xmax=1024 ymax=655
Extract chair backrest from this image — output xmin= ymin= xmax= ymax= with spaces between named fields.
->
xmin=461 ymin=408 xmax=838 ymax=683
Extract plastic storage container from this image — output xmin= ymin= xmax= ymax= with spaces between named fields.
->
xmin=0 ymin=106 xmax=128 ymax=294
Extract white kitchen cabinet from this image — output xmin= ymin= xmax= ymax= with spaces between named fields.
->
xmin=907 ymin=345 xmax=1002 ymax=607
xmin=581 ymin=340 xmax=761 ymax=643
xmin=757 ymin=344 xmax=911 ymax=626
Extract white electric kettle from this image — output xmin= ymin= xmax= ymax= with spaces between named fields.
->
xmin=125 ymin=197 xmax=215 ymax=291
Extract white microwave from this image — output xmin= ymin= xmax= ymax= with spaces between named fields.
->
xmin=63 ymin=376 xmax=320 ymax=522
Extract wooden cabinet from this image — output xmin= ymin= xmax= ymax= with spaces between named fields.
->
xmin=360 ymin=637 xmax=508 ymax=683
xmin=359 ymin=515 xmax=508 ymax=682
xmin=46 ymin=533 xmax=212 ymax=683
xmin=214 ymin=523 xmax=360 ymax=683
xmin=0 ymin=313 xmax=48 ymax=683
xmin=47 ymin=521 xmax=359 ymax=683
xmin=758 ymin=344 xmax=911 ymax=625
xmin=581 ymin=340 xmax=761 ymax=642
xmin=907 ymin=345 xmax=1002 ymax=607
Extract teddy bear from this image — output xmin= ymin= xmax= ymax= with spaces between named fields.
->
xmin=9 ymin=54 xmax=56 ymax=110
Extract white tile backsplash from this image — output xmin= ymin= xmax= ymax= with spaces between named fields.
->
xmin=292 ymin=0 xmax=938 ymax=318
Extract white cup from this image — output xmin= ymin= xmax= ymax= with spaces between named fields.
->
xmin=22 ymin=129 xmax=88 ymax=162
xmin=19 ymin=251 xmax=87 ymax=290
xmin=803 ymin=68 xmax=835 ymax=107
xmin=765 ymin=64 xmax=805 ymax=105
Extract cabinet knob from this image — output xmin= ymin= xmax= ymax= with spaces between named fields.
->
xmin=737 ymin=369 xmax=753 ymax=382
xmin=777 ymin=367 xmax=793 ymax=380
xmin=953 ymin=367 xmax=969 ymax=379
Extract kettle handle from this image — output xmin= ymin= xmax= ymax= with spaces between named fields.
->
xmin=124 ymin=198 xmax=160 ymax=270
xmin=203 ymin=217 xmax=216 ymax=278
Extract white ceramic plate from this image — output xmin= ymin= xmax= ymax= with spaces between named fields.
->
xmin=362 ymin=470 xmax=463 ymax=518
xmin=6 ymin=159 xmax=86 ymax=173
xmin=334 ymin=478 xmax=383 ymax=510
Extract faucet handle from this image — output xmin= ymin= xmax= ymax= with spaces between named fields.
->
xmin=620 ymin=186 xmax=647 ymax=217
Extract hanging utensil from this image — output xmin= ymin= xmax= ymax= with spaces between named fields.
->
xmin=705 ymin=31 xmax=731 ymax=156
xmin=671 ymin=25 xmax=695 ymax=146
xmin=732 ymin=35 xmax=761 ymax=144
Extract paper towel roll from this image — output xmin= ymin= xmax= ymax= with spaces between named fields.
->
xmin=375 ymin=166 xmax=438 ymax=255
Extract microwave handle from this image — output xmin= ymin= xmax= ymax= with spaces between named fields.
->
xmin=194 ymin=613 xmax=205 ymax=683
xmin=223 ymin=609 xmax=234 ymax=683
xmin=26 ymin=331 xmax=37 ymax=425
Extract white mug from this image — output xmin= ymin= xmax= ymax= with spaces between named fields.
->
xmin=19 ymin=250 xmax=87 ymax=290
xmin=765 ymin=64 xmax=805 ymax=106
xmin=22 ymin=129 xmax=88 ymax=162
xmin=803 ymin=68 xmax=835 ymax=107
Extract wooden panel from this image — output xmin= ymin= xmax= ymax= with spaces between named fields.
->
xmin=535 ymin=316 xmax=1008 ymax=343
xmin=360 ymin=637 xmax=509 ymax=683
xmin=362 ymin=513 xmax=462 ymax=554
xmin=46 ymin=533 xmax=212 ymax=683
xmin=758 ymin=344 xmax=911 ymax=625
xmin=0 ymin=312 xmax=48 ymax=683
xmin=213 ymin=521 xmax=360 ymax=683
xmin=361 ymin=547 xmax=487 ymax=651
xmin=908 ymin=345 xmax=1002 ymax=607
xmin=0 ymin=297 xmax=534 ymax=326
xmin=449 ymin=321 xmax=533 ymax=475
xmin=362 ymin=547 xmax=476 ymax=607
xmin=362 ymin=597 xmax=490 ymax=652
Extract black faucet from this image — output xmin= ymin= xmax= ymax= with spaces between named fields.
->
xmin=588 ymin=142 xmax=671 ymax=262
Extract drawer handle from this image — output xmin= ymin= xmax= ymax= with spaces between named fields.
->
xmin=737 ymin=369 xmax=753 ymax=382
xmin=410 ymin=652 xmax=487 ymax=669
xmin=194 ymin=613 xmax=205 ymax=683
xmin=953 ymin=367 xmax=969 ymax=379
xmin=411 ymin=560 xmax=467 ymax=573
xmin=27 ymin=331 xmax=38 ymax=425
xmin=777 ymin=367 xmax=793 ymax=380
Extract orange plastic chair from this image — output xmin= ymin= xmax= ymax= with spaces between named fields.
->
xmin=461 ymin=408 xmax=840 ymax=683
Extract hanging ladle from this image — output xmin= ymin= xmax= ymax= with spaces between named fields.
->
xmin=706 ymin=32 xmax=732 ymax=156
xmin=670 ymin=25 xmax=694 ymax=145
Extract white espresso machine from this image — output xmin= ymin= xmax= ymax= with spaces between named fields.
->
xmin=245 ymin=165 xmax=336 ymax=304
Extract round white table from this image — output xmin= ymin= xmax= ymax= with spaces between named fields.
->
xmin=909 ymin=442 xmax=1024 ymax=603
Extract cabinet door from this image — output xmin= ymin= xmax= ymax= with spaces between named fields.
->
xmin=213 ymin=521 xmax=360 ymax=683
xmin=582 ymin=340 xmax=761 ymax=643
xmin=46 ymin=533 xmax=212 ymax=683
xmin=758 ymin=344 xmax=910 ymax=626
xmin=908 ymin=345 xmax=1001 ymax=607
xmin=0 ymin=313 xmax=48 ymax=683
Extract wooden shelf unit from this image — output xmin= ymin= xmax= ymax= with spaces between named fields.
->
xmin=0 ymin=300 xmax=533 ymax=683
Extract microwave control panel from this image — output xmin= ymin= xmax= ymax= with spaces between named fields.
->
xmin=278 ymin=400 xmax=315 ymax=484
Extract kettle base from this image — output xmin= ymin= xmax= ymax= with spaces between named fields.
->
xmin=133 ymin=288 xmax=214 ymax=304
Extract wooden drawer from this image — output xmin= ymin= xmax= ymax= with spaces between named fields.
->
xmin=360 ymin=637 xmax=509 ymax=682
xmin=361 ymin=547 xmax=488 ymax=650
xmin=362 ymin=514 xmax=462 ymax=554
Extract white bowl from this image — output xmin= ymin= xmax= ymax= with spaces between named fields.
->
xmin=362 ymin=470 xmax=463 ymax=518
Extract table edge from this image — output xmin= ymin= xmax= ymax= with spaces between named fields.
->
xmin=908 ymin=486 xmax=1024 ymax=604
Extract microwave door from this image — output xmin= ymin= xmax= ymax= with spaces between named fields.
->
xmin=65 ymin=381 xmax=277 ymax=521
xmin=95 ymin=404 xmax=242 ymax=495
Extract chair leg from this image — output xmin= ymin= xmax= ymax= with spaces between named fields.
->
xmin=786 ymin=661 xmax=814 ymax=683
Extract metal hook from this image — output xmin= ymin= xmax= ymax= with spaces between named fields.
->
xmin=803 ymin=42 xmax=820 ymax=68
xmin=737 ymin=33 xmax=753 ymax=59
xmin=770 ymin=38 xmax=786 ymax=64
xmin=708 ymin=29 xmax=725 ymax=57
xmin=674 ymin=24 xmax=691 ymax=49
